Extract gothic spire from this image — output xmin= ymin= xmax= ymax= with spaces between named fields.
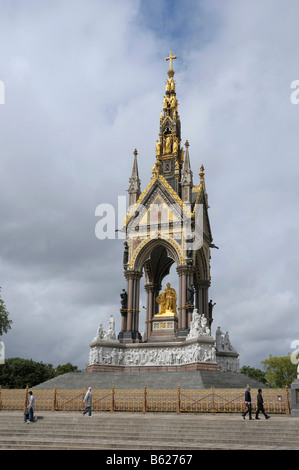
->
xmin=181 ymin=140 xmax=193 ymax=203
xmin=128 ymin=149 xmax=141 ymax=206
xmin=155 ymin=51 xmax=183 ymax=194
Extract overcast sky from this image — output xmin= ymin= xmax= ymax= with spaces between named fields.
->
xmin=0 ymin=0 xmax=298 ymax=371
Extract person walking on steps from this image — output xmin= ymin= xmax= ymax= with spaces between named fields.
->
xmin=242 ymin=385 xmax=252 ymax=420
xmin=82 ymin=387 xmax=92 ymax=417
xmin=24 ymin=391 xmax=35 ymax=423
xmin=255 ymin=389 xmax=270 ymax=420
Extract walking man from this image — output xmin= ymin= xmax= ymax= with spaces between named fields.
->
xmin=82 ymin=387 xmax=92 ymax=417
xmin=242 ymin=385 xmax=252 ymax=420
xmin=255 ymin=389 xmax=270 ymax=420
xmin=26 ymin=391 xmax=35 ymax=423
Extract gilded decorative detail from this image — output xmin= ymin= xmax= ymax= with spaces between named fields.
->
xmin=129 ymin=233 xmax=184 ymax=269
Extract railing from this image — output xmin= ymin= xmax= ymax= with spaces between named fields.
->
xmin=0 ymin=385 xmax=291 ymax=414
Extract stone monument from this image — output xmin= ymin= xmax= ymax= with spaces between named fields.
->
xmin=87 ymin=53 xmax=239 ymax=374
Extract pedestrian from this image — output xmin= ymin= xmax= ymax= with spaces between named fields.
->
xmin=82 ymin=387 xmax=92 ymax=417
xmin=24 ymin=391 xmax=35 ymax=423
xmin=255 ymin=389 xmax=270 ymax=420
xmin=242 ymin=385 xmax=252 ymax=420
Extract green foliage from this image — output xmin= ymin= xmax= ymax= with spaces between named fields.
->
xmin=0 ymin=288 xmax=12 ymax=336
xmin=0 ymin=358 xmax=79 ymax=388
xmin=261 ymin=354 xmax=297 ymax=388
xmin=55 ymin=362 xmax=78 ymax=376
xmin=240 ymin=365 xmax=267 ymax=384
xmin=0 ymin=358 xmax=55 ymax=388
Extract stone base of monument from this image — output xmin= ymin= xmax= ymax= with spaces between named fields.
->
xmin=87 ymin=310 xmax=239 ymax=374
xmin=291 ymin=379 xmax=299 ymax=417
xmin=87 ymin=337 xmax=220 ymax=373
xmin=86 ymin=363 xmax=220 ymax=372
xmin=216 ymin=351 xmax=240 ymax=374
xmin=149 ymin=312 xmax=179 ymax=342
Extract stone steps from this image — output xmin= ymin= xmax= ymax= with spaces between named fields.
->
xmin=1 ymin=432 xmax=299 ymax=447
xmin=0 ymin=439 xmax=294 ymax=451
xmin=1 ymin=424 xmax=298 ymax=438
xmin=33 ymin=370 xmax=268 ymax=390
xmin=0 ymin=412 xmax=298 ymax=450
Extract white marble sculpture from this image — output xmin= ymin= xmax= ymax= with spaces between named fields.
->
xmin=89 ymin=312 xmax=240 ymax=373
xmin=104 ymin=315 xmax=116 ymax=341
xmin=186 ymin=309 xmax=210 ymax=340
xmin=93 ymin=315 xmax=116 ymax=343
xmin=89 ymin=342 xmax=216 ymax=367
xmin=215 ymin=326 xmax=236 ymax=352
xmin=93 ymin=323 xmax=105 ymax=342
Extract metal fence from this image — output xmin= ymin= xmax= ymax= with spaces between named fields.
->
xmin=0 ymin=385 xmax=291 ymax=414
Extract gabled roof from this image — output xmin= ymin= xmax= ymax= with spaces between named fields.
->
xmin=124 ymin=172 xmax=212 ymax=241
xmin=125 ymin=173 xmax=193 ymax=228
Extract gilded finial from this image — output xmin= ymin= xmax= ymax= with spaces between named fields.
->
xmin=199 ymin=164 xmax=205 ymax=182
xmin=165 ymin=51 xmax=177 ymax=77
xmin=133 ymin=148 xmax=138 ymax=157
xmin=185 ymin=140 xmax=189 ymax=148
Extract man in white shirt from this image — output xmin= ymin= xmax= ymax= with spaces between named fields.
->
xmin=82 ymin=387 xmax=92 ymax=417
xmin=27 ymin=391 xmax=35 ymax=423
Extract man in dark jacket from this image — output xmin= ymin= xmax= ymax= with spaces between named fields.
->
xmin=242 ymin=385 xmax=252 ymax=420
xmin=255 ymin=389 xmax=270 ymax=420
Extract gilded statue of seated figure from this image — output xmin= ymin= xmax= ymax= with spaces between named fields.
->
xmin=156 ymin=282 xmax=177 ymax=315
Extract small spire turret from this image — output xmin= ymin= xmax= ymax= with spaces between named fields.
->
xmin=181 ymin=140 xmax=193 ymax=203
xmin=128 ymin=149 xmax=141 ymax=206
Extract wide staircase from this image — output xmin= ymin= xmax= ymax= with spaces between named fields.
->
xmin=33 ymin=370 xmax=269 ymax=390
xmin=0 ymin=411 xmax=299 ymax=450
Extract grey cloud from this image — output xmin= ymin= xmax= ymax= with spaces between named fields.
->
xmin=1 ymin=1 xmax=299 ymax=370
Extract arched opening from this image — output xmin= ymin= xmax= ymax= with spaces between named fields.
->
xmin=134 ymin=239 xmax=181 ymax=342
xmin=119 ymin=238 xmax=212 ymax=343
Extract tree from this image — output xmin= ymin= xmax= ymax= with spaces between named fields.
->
xmin=240 ymin=365 xmax=267 ymax=384
xmin=0 ymin=288 xmax=12 ymax=336
xmin=0 ymin=358 xmax=80 ymax=388
xmin=55 ymin=363 xmax=78 ymax=376
xmin=0 ymin=358 xmax=55 ymax=389
xmin=261 ymin=354 xmax=297 ymax=388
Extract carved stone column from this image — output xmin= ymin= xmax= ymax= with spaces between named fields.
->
xmin=127 ymin=277 xmax=134 ymax=331
xmin=181 ymin=272 xmax=187 ymax=329
xmin=119 ymin=270 xmax=143 ymax=343
xmin=145 ymin=284 xmax=154 ymax=341
xmin=176 ymin=265 xmax=194 ymax=337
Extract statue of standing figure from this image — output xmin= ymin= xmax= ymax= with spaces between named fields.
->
xmin=208 ymin=300 xmax=216 ymax=317
xmin=187 ymin=284 xmax=196 ymax=305
xmin=104 ymin=315 xmax=116 ymax=341
xmin=120 ymin=289 xmax=127 ymax=309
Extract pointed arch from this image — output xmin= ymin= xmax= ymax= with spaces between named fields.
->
xmin=133 ymin=237 xmax=181 ymax=274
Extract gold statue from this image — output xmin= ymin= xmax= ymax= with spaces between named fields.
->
xmin=155 ymin=139 xmax=161 ymax=156
xmin=165 ymin=135 xmax=172 ymax=153
xmin=173 ymin=136 xmax=178 ymax=154
xmin=156 ymin=282 xmax=177 ymax=315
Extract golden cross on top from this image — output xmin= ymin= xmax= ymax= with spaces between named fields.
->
xmin=165 ymin=51 xmax=177 ymax=73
